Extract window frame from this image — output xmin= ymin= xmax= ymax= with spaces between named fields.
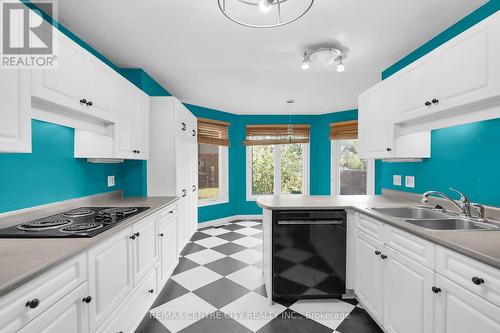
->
xmin=246 ymin=143 xmax=310 ymax=201
xmin=331 ymin=139 xmax=375 ymax=196
xmin=198 ymin=145 xmax=229 ymax=207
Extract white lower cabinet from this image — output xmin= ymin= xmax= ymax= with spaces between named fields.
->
xmin=87 ymin=227 xmax=134 ymax=332
xmin=383 ymin=246 xmax=435 ymax=333
xmin=17 ymin=283 xmax=90 ymax=333
xmin=159 ymin=215 xmax=178 ymax=286
xmin=132 ymin=214 xmax=158 ymax=284
xmin=434 ymin=274 xmax=500 ymax=333
xmin=355 ymin=229 xmax=384 ymax=323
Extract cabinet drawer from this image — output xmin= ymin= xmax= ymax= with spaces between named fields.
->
xmin=436 ymin=246 xmax=500 ymax=307
xmin=0 ymin=253 xmax=87 ymax=333
xmin=384 ymin=225 xmax=436 ymax=270
xmin=158 ymin=205 xmax=177 ymax=224
xmin=355 ymin=213 xmax=384 ymax=241
xmin=96 ymin=268 xmax=158 ymax=333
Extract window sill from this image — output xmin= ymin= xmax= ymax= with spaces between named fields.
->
xmin=198 ymin=197 xmax=229 ymax=208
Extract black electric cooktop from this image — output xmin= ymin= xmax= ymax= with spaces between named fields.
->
xmin=0 ymin=207 xmax=150 ymax=238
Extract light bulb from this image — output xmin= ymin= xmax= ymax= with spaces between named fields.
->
xmin=301 ymin=60 xmax=310 ymax=70
xmin=337 ymin=60 xmax=345 ymax=72
xmin=259 ymin=0 xmax=272 ymax=13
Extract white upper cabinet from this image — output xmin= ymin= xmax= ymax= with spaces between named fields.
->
xmin=32 ymin=30 xmax=117 ymax=124
xmin=393 ymin=11 xmax=500 ymax=131
xmin=0 ymin=69 xmax=31 ymax=153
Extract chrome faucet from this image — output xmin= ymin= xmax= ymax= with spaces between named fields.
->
xmin=421 ymin=188 xmax=472 ymax=217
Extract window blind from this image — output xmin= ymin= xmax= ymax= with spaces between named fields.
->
xmin=197 ymin=118 xmax=230 ymax=146
xmin=329 ymin=120 xmax=358 ymax=140
xmin=243 ymin=124 xmax=310 ymax=146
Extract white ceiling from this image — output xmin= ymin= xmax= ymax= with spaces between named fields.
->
xmin=54 ymin=0 xmax=487 ymax=115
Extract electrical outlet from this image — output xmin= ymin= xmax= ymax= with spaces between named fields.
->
xmin=405 ymin=176 xmax=415 ymax=188
xmin=107 ymin=176 xmax=115 ymax=187
xmin=393 ymin=175 xmax=402 ymax=186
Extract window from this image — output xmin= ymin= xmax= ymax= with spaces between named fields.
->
xmin=247 ymin=143 xmax=309 ymax=200
xmin=197 ymin=118 xmax=230 ymax=206
xmin=330 ymin=121 xmax=374 ymax=195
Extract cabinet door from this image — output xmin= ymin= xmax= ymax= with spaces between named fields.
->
xmin=131 ymin=90 xmax=149 ymax=160
xmin=0 ymin=69 xmax=31 ymax=153
xmin=436 ymin=13 xmax=500 ymax=112
xmin=383 ymin=246 xmax=435 ymax=333
xmin=358 ymin=81 xmax=395 ymax=159
xmin=115 ymin=79 xmax=135 ymax=159
xmin=18 ymin=283 xmax=89 ymax=333
xmin=82 ymin=54 xmax=116 ymax=117
xmin=190 ymin=142 xmax=199 ymax=235
xmin=435 ymin=274 xmax=500 ymax=333
xmin=88 ymin=227 xmax=133 ymax=331
xmin=31 ymin=30 xmax=83 ymax=114
xmin=159 ymin=218 xmax=178 ymax=284
xmin=355 ymin=229 xmax=384 ymax=324
xmin=132 ymin=214 xmax=158 ymax=284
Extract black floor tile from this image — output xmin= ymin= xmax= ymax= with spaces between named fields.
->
xmin=172 ymin=257 xmax=199 ymax=276
xmin=257 ymin=309 xmax=331 ymax=333
xmin=151 ymin=279 xmax=190 ymax=309
xmin=193 ymin=278 xmax=250 ymax=308
xmin=190 ymin=232 xmax=211 ymax=241
xmin=204 ymin=257 xmax=248 ymax=276
xmin=179 ymin=311 xmax=252 ymax=333
xmin=211 ymin=242 xmax=247 ymax=255
xmin=253 ymin=284 xmax=268 ymax=298
xmin=342 ymin=298 xmax=359 ymax=306
xmin=336 ymin=307 xmax=384 ymax=333
xmin=135 ymin=316 xmax=171 ymax=333
xmin=222 ymin=224 xmax=247 ymax=231
xmin=180 ymin=242 xmax=207 ymax=256
xmin=217 ymin=231 xmax=247 ymax=241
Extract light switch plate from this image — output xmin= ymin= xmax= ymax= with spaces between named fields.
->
xmin=405 ymin=176 xmax=415 ymax=188
xmin=393 ymin=175 xmax=402 ymax=186
xmin=107 ymin=175 xmax=115 ymax=187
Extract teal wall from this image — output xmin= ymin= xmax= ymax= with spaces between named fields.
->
xmin=376 ymin=0 xmax=500 ymax=207
xmin=0 ymin=120 xmax=122 ymax=213
xmin=186 ymin=104 xmax=357 ymax=222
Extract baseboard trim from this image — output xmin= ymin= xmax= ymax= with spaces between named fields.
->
xmin=198 ymin=215 xmax=262 ymax=229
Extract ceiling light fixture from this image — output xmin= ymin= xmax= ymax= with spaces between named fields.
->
xmin=218 ymin=0 xmax=315 ymax=28
xmin=301 ymin=48 xmax=345 ymax=71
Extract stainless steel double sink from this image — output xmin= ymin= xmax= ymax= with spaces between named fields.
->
xmin=370 ymin=206 xmax=500 ymax=231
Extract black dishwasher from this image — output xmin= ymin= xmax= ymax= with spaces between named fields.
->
xmin=272 ymin=210 xmax=346 ymax=302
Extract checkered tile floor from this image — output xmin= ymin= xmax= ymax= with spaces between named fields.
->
xmin=135 ymin=220 xmax=382 ymax=333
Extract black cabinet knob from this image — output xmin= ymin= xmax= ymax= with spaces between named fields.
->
xmin=380 ymin=254 xmax=388 ymax=260
xmin=129 ymin=235 xmax=136 ymax=240
xmin=147 ymin=289 xmax=154 ymax=294
xmin=169 ymin=210 xmax=173 ymax=214
xmin=86 ymin=101 xmax=93 ymax=106
xmin=425 ymin=101 xmax=432 ymax=107
xmin=182 ymin=189 xmax=187 ymax=197
xmin=192 ymin=185 xmax=197 ymax=192
xmin=82 ymin=296 xmax=92 ymax=303
xmin=374 ymin=251 xmax=381 ymax=256
xmin=134 ymin=232 xmax=140 ymax=237
xmin=80 ymin=99 xmax=87 ymax=104
xmin=159 ymin=233 xmax=164 ymax=237
xmin=181 ymin=123 xmax=186 ymax=131
xmin=25 ymin=298 xmax=40 ymax=309
xmin=386 ymin=148 xmax=392 ymax=152
xmin=472 ymin=277 xmax=485 ymax=285
xmin=432 ymin=286 xmax=442 ymax=294
xmin=431 ymin=98 xmax=439 ymax=104
xmin=192 ymin=130 xmax=196 ymax=137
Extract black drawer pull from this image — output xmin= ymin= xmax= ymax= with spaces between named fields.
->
xmin=181 ymin=122 xmax=186 ymax=131
xmin=159 ymin=233 xmax=164 ymax=237
xmin=82 ymin=296 xmax=92 ymax=303
xmin=80 ymin=98 xmax=87 ymax=105
xmin=148 ymin=289 xmax=154 ymax=294
xmin=432 ymin=286 xmax=441 ymax=294
xmin=374 ymin=251 xmax=381 ymax=256
xmin=25 ymin=298 xmax=40 ymax=309
xmin=380 ymin=254 xmax=388 ymax=260
xmin=425 ymin=101 xmax=432 ymax=107
xmin=472 ymin=277 xmax=485 ymax=285
xmin=431 ymin=98 xmax=439 ymax=104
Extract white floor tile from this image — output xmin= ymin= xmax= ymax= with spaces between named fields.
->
xmin=150 ymin=292 xmax=216 ymax=333
xmin=230 ymin=249 xmax=262 ymax=265
xmin=289 ymin=299 xmax=355 ymax=330
xmin=233 ymin=227 xmax=262 ymax=236
xmin=221 ymin=292 xmax=286 ymax=331
xmin=194 ymin=236 xmax=229 ymax=248
xmin=226 ymin=266 xmax=265 ymax=290
xmin=185 ymin=248 xmax=226 ymax=265
xmin=235 ymin=221 xmax=261 ymax=227
xmin=232 ymin=236 xmax=262 ymax=248
xmin=171 ymin=266 xmax=222 ymax=291
xmin=201 ymin=228 xmax=231 ymax=236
